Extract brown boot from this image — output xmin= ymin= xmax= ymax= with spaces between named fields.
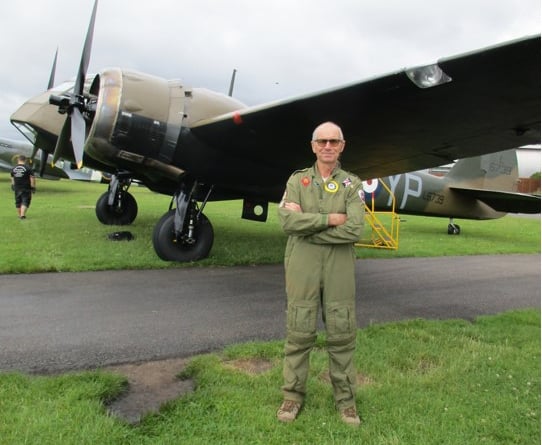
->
xmin=340 ymin=406 xmax=361 ymax=426
xmin=277 ymin=400 xmax=301 ymax=422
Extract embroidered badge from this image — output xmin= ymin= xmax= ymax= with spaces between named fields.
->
xmin=324 ymin=180 xmax=339 ymax=193
xmin=342 ymin=178 xmax=352 ymax=187
xmin=301 ymin=176 xmax=311 ymax=187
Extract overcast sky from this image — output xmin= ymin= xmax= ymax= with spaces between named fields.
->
xmin=0 ymin=0 xmax=539 ymax=140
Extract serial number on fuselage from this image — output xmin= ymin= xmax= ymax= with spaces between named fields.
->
xmin=423 ymin=191 xmax=445 ymax=205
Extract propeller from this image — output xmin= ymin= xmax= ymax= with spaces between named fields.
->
xmin=50 ymin=0 xmax=98 ymax=168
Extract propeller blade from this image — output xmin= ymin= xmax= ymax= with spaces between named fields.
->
xmin=74 ymin=0 xmax=98 ymax=97
xmin=48 ymin=48 xmax=58 ymax=90
xmin=48 ymin=0 xmax=98 ymax=169
xmin=71 ymin=108 xmax=86 ymax=168
xmin=52 ymin=118 xmax=72 ymax=166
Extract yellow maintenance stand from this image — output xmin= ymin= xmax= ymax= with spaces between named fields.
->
xmin=356 ymin=180 xmax=400 ymax=250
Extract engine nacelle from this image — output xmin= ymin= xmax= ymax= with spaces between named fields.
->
xmin=85 ymin=68 xmax=185 ymax=171
xmin=84 ymin=68 xmax=246 ymax=183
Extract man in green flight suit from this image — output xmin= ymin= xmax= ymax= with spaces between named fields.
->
xmin=277 ymin=121 xmax=365 ymax=426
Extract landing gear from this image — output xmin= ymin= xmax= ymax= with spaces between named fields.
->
xmin=447 ymin=217 xmax=461 ymax=235
xmin=153 ymin=209 xmax=213 ymax=262
xmin=95 ymin=174 xmax=138 ymax=225
xmin=152 ymin=182 xmax=214 ymax=262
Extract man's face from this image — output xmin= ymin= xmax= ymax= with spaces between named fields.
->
xmin=311 ymin=124 xmax=345 ymax=164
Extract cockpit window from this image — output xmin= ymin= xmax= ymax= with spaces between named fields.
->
xmin=12 ymin=122 xmax=37 ymax=144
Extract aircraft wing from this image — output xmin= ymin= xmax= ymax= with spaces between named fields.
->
xmin=0 ymin=159 xmax=14 ymax=172
xmin=190 ymin=35 xmax=540 ymax=182
xmin=0 ymin=137 xmax=98 ymax=181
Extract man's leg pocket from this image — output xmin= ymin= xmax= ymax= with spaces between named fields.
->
xmin=287 ymin=302 xmax=318 ymax=340
xmin=326 ymin=304 xmax=356 ymax=337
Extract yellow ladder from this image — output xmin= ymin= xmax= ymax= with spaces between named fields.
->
xmin=355 ymin=180 xmax=400 ymax=250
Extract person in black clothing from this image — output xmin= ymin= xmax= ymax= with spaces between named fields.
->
xmin=10 ymin=155 xmax=36 ymax=219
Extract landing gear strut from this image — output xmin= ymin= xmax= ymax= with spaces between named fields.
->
xmin=152 ymin=182 xmax=214 ymax=262
xmin=95 ymin=174 xmax=138 ymax=225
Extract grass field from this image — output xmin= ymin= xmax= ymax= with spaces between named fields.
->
xmin=0 ymin=173 xmax=539 ymax=273
xmin=0 ymin=173 xmax=540 ymax=444
xmin=0 ymin=310 xmax=539 ymax=444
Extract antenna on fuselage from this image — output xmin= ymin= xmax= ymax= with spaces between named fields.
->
xmin=228 ymin=69 xmax=237 ymax=97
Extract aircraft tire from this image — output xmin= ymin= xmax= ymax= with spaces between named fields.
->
xmin=447 ymin=223 xmax=461 ymax=235
xmin=152 ymin=209 xmax=214 ymax=262
xmin=95 ymin=191 xmax=138 ymax=225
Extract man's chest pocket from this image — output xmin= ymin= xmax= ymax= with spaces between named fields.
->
xmin=320 ymin=189 xmax=347 ymax=213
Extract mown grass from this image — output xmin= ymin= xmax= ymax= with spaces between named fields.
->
xmin=1 ymin=174 xmax=540 ymax=443
xmin=0 ymin=173 xmax=539 ymax=273
xmin=0 ymin=310 xmax=539 ymax=445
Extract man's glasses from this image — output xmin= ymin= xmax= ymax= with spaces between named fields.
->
xmin=313 ymin=139 xmax=344 ymax=148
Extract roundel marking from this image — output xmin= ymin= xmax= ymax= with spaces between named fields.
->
xmin=324 ymin=180 xmax=339 ymax=193
xmin=362 ymin=179 xmax=379 ymax=194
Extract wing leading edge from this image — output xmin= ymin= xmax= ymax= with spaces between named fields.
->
xmin=190 ymin=35 xmax=540 ymax=181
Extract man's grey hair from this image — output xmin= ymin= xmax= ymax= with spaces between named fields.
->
xmin=311 ymin=121 xmax=344 ymax=141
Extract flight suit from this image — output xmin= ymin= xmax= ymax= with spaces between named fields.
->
xmin=278 ymin=163 xmax=365 ymax=410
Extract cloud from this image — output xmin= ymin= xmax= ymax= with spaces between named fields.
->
xmin=0 ymin=0 xmax=539 ymax=139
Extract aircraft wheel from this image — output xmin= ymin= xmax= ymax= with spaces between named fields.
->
xmin=95 ymin=191 xmax=138 ymax=225
xmin=152 ymin=209 xmax=214 ymax=262
xmin=447 ymin=223 xmax=461 ymax=235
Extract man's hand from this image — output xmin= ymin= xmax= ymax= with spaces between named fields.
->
xmin=284 ymin=202 xmax=302 ymax=212
xmin=328 ymin=213 xmax=347 ymax=226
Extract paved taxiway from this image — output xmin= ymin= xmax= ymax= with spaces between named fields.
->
xmin=0 ymin=254 xmax=539 ymax=374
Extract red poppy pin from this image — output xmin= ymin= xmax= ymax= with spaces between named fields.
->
xmin=301 ymin=176 xmax=311 ymax=187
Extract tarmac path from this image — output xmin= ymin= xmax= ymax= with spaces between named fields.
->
xmin=0 ymin=254 xmax=539 ymax=374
